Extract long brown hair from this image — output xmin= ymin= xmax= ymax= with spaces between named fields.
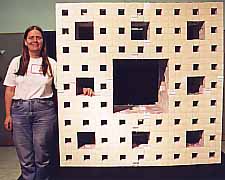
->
xmin=15 ymin=25 xmax=53 ymax=76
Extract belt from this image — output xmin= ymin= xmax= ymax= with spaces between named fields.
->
xmin=12 ymin=97 xmax=53 ymax=103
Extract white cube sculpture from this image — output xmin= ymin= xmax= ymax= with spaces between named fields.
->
xmin=56 ymin=2 xmax=224 ymax=167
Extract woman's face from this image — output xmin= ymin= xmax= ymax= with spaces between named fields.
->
xmin=25 ymin=29 xmax=43 ymax=54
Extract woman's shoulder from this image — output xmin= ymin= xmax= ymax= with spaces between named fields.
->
xmin=9 ymin=55 xmax=21 ymax=66
xmin=11 ymin=55 xmax=21 ymax=61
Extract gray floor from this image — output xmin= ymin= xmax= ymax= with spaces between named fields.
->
xmin=1 ymin=144 xmax=225 ymax=180
xmin=0 ymin=147 xmax=20 ymax=180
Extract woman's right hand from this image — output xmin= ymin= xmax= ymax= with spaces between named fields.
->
xmin=4 ymin=86 xmax=15 ymax=131
xmin=4 ymin=116 xmax=12 ymax=131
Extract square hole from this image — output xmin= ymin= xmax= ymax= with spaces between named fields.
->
xmin=62 ymin=28 xmax=69 ymax=34
xmin=211 ymin=27 xmax=217 ymax=33
xmin=211 ymin=82 xmax=217 ymax=88
xmin=101 ymin=120 xmax=107 ymax=125
xmin=211 ymin=64 xmax=217 ymax=70
xmin=175 ymin=28 xmax=181 ymax=34
xmin=193 ymin=64 xmax=199 ymax=70
xmin=138 ymin=119 xmax=144 ymax=125
xmin=119 ymin=46 xmax=125 ymax=53
xmin=131 ymin=22 xmax=150 ymax=40
xmin=156 ymin=119 xmax=162 ymax=125
xmin=192 ymin=153 xmax=198 ymax=158
xmin=77 ymin=132 xmax=95 ymax=148
xmin=156 ymin=154 xmax=162 ymax=160
xmin=192 ymin=9 xmax=199 ymax=15
xmin=175 ymin=46 xmax=181 ymax=53
xmin=120 ymin=155 xmax=126 ymax=160
xmin=65 ymin=120 xmax=71 ymax=126
xmin=101 ymin=138 xmax=108 ymax=143
xmin=75 ymin=22 xmax=94 ymax=40
xmin=156 ymin=28 xmax=162 ymax=34
xmin=156 ymin=137 xmax=162 ymax=143
xmin=187 ymin=76 xmax=205 ymax=95
xmin=186 ymin=130 xmax=204 ymax=147
xmin=62 ymin=9 xmax=68 ymax=16
xmin=63 ymin=47 xmax=69 ymax=53
xmin=210 ymin=135 xmax=215 ymax=141
xmin=174 ymin=136 xmax=180 ymax=142
xmin=210 ymin=117 xmax=216 ymax=124
xmin=174 ymin=154 xmax=180 ymax=159
xmin=138 ymin=155 xmax=144 ymax=160
xmin=64 ymin=102 xmax=70 ymax=108
xmin=102 ymin=155 xmax=108 ymax=160
xmin=100 ymin=9 xmax=106 ymax=15
xmin=119 ymin=119 xmax=125 ymax=125
xmin=119 ymin=27 xmax=125 ymax=34
xmin=174 ymin=9 xmax=180 ymax=15
xmin=211 ymin=45 xmax=217 ymax=52
xmin=63 ymin=65 xmax=69 ymax=71
xmin=82 ymin=102 xmax=89 ymax=108
xmin=100 ymin=46 xmax=106 ymax=53
xmin=65 ymin=138 xmax=71 ymax=143
xmin=137 ymin=9 xmax=144 ymax=15
xmin=100 ymin=83 xmax=107 ymax=90
xmin=175 ymin=101 xmax=181 ymax=107
xmin=175 ymin=83 xmax=181 ymax=89
xmin=76 ymin=78 xmax=94 ymax=95
xmin=101 ymin=102 xmax=107 ymax=107
xmin=193 ymin=46 xmax=199 ymax=52
xmin=84 ymin=155 xmax=90 ymax=160
xmin=66 ymin=155 xmax=72 ymax=160
xmin=81 ymin=9 xmax=87 ymax=15
xmin=156 ymin=46 xmax=163 ymax=53
xmin=209 ymin=152 xmax=215 ymax=158
xmin=192 ymin=118 xmax=198 ymax=124
xmin=118 ymin=9 xmax=125 ymax=15
xmin=64 ymin=84 xmax=70 ymax=90
xmin=211 ymin=8 xmax=217 ymax=15
xmin=113 ymin=59 xmax=168 ymax=107
xmin=138 ymin=46 xmax=144 ymax=53
xmin=132 ymin=132 xmax=150 ymax=148
xmin=187 ymin=21 xmax=205 ymax=40
xmin=193 ymin=101 xmax=199 ymax=107
xmin=81 ymin=47 xmax=88 ymax=53
xmin=100 ymin=28 xmax=106 ymax=34
xmin=210 ymin=100 xmax=216 ymax=106
xmin=156 ymin=9 xmax=162 ymax=15
xmin=100 ymin=65 xmax=107 ymax=71
xmin=120 ymin=137 xmax=126 ymax=143
xmin=175 ymin=64 xmax=181 ymax=71
xmin=83 ymin=120 xmax=89 ymax=126
xmin=82 ymin=65 xmax=88 ymax=71
xmin=174 ymin=119 xmax=180 ymax=125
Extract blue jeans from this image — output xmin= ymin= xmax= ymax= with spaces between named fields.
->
xmin=11 ymin=98 xmax=57 ymax=180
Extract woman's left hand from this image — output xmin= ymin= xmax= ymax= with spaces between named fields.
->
xmin=83 ymin=88 xmax=94 ymax=96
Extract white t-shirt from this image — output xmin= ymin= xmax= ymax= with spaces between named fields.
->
xmin=4 ymin=56 xmax=57 ymax=100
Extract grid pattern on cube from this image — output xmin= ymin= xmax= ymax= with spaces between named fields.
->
xmin=56 ymin=2 xmax=223 ymax=167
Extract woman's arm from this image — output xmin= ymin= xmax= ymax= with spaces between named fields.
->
xmin=4 ymin=86 xmax=15 ymax=131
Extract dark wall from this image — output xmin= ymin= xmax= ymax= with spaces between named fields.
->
xmin=0 ymin=33 xmax=23 ymax=145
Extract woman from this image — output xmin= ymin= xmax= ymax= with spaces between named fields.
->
xmin=4 ymin=25 xmax=93 ymax=180
xmin=3 ymin=25 xmax=58 ymax=180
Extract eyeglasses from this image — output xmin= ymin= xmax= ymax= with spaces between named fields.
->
xmin=27 ymin=36 xmax=43 ymax=41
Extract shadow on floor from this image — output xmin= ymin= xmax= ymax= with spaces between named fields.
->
xmin=52 ymin=153 xmax=225 ymax=180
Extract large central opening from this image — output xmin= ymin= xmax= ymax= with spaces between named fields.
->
xmin=113 ymin=59 xmax=168 ymax=113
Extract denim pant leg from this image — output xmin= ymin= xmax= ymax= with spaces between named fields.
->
xmin=32 ymin=100 xmax=57 ymax=180
xmin=11 ymin=101 xmax=35 ymax=180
